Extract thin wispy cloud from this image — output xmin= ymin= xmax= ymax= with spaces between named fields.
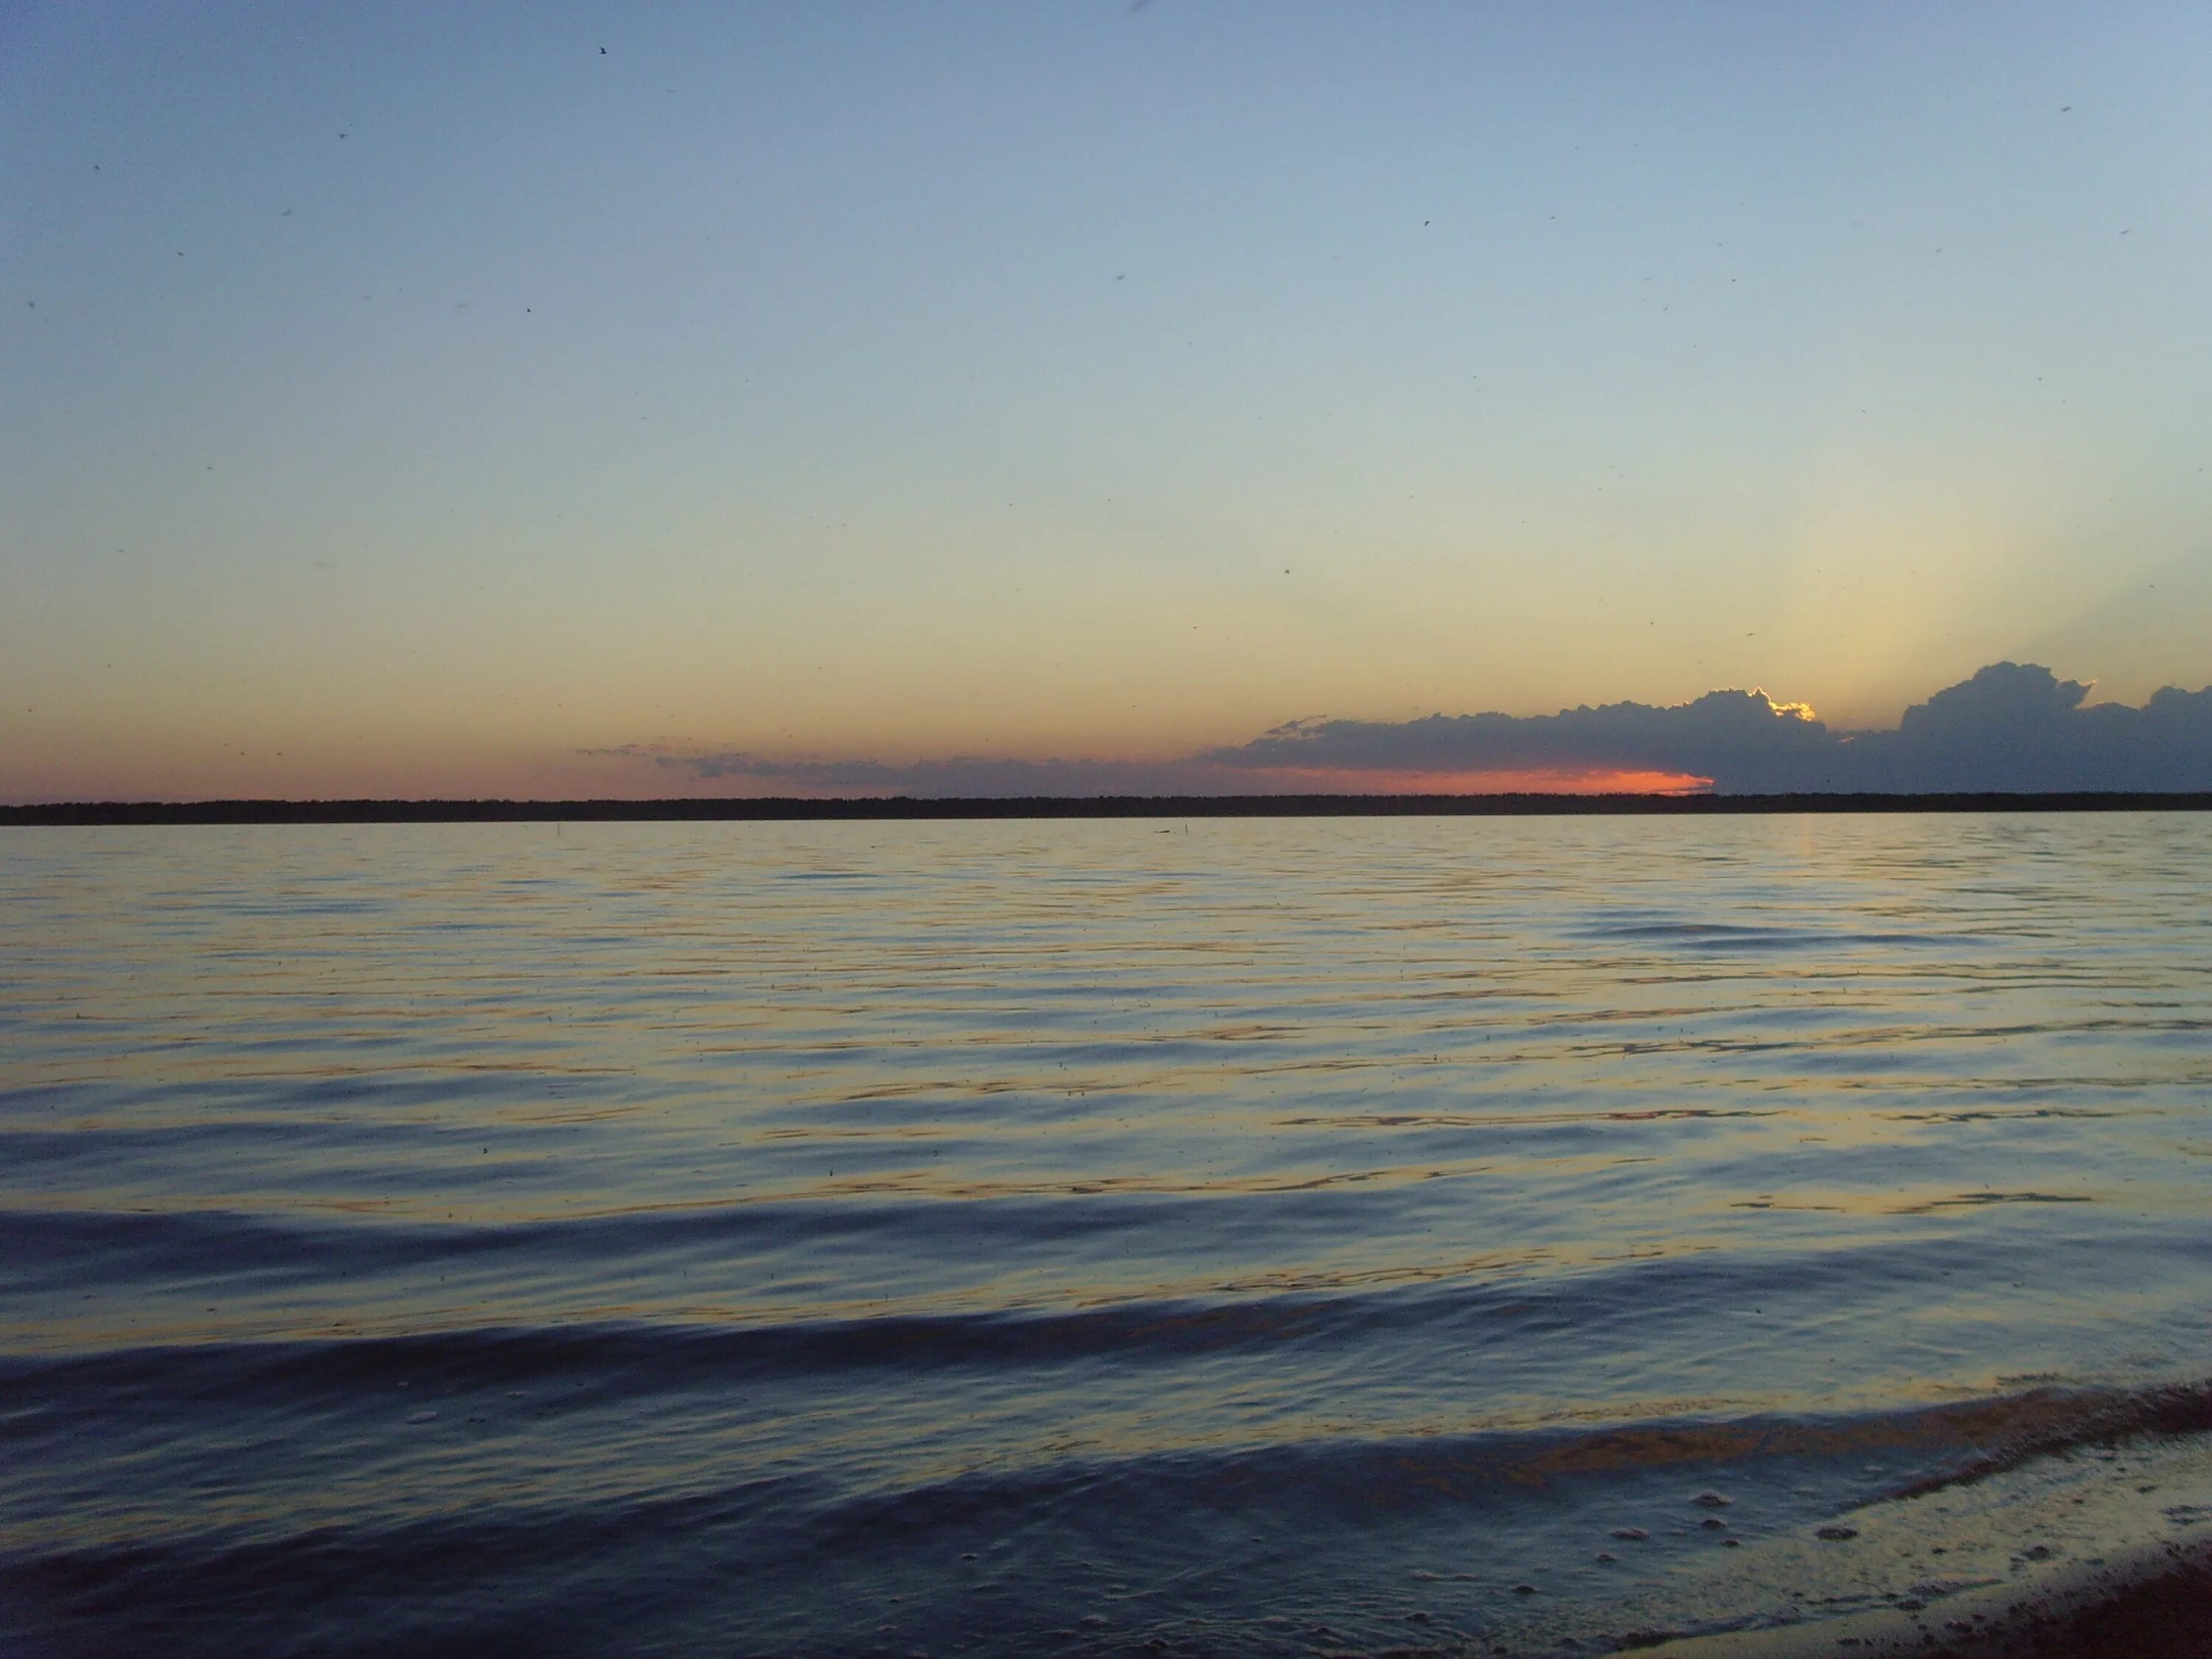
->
xmin=582 ymin=747 xmax=1234 ymax=797
xmin=594 ymin=664 xmax=2212 ymax=798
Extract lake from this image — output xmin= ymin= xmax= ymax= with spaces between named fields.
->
xmin=4 ymin=813 xmax=2211 ymax=1656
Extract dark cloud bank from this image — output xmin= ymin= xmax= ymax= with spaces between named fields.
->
xmin=614 ymin=664 xmax=2212 ymax=796
xmin=1218 ymin=663 xmax=2212 ymax=794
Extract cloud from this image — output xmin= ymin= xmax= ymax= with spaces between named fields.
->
xmin=589 ymin=746 xmax=1704 ymax=798
xmin=1832 ymin=663 xmax=2212 ymax=793
xmin=593 ymin=664 xmax=2212 ymax=797
xmin=583 ymin=744 xmax=1243 ymax=797
xmin=1211 ymin=664 xmax=2212 ymax=793
xmin=1206 ymin=689 xmax=1836 ymax=790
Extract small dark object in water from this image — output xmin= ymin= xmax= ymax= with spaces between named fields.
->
xmin=1692 ymin=1490 xmax=1732 ymax=1508
xmin=1816 ymin=1524 xmax=1859 ymax=1541
xmin=1512 ymin=1583 xmax=1537 ymax=1595
xmin=1611 ymin=1527 xmax=1649 ymax=1540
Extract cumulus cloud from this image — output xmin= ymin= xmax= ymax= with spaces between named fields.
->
xmin=1829 ymin=663 xmax=2212 ymax=793
xmin=1211 ymin=664 xmax=2212 ymax=793
xmin=1206 ymin=689 xmax=1836 ymax=790
xmin=593 ymin=664 xmax=2212 ymax=797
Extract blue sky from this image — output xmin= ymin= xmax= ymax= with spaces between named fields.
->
xmin=4 ymin=1 xmax=2210 ymax=798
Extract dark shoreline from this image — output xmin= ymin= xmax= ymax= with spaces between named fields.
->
xmin=6 ymin=790 xmax=2212 ymax=826
xmin=1680 ymin=1538 xmax=2212 ymax=1658
xmin=1957 ymin=1544 xmax=2212 ymax=1658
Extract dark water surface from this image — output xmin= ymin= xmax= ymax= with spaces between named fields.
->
xmin=4 ymin=815 xmax=2211 ymax=1656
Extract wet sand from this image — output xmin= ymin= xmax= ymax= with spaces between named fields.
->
xmin=1645 ymin=1540 xmax=2212 ymax=1658
xmin=1846 ymin=1544 xmax=2212 ymax=1658
xmin=1621 ymin=1419 xmax=2212 ymax=1659
xmin=1949 ymin=1548 xmax=2212 ymax=1657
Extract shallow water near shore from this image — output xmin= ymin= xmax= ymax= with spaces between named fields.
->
xmin=4 ymin=813 xmax=2211 ymax=1656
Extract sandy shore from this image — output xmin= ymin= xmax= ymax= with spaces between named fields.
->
xmin=1603 ymin=1419 xmax=2212 ymax=1659
xmin=1640 ymin=1537 xmax=2212 ymax=1658
xmin=1952 ymin=1546 xmax=2212 ymax=1657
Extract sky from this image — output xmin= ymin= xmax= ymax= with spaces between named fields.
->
xmin=4 ymin=1 xmax=2211 ymax=801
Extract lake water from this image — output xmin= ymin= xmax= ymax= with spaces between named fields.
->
xmin=4 ymin=814 xmax=2211 ymax=1657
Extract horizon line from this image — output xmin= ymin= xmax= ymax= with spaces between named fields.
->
xmin=7 ymin=790 xmax=2212 ymax=827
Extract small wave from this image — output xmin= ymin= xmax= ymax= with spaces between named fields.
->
xmin=1891 ymin=1190 xmax=2097 ymax=1214
xmin=1581 ymin=921 xmax=1953 ymax=951
xmin=9 ymin=1380 xmax=2211 ymax=1659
